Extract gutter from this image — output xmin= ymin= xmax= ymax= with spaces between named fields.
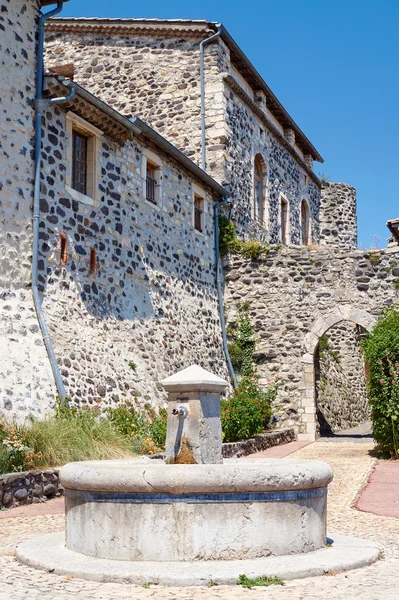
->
xmin=199 ymin=25 xmax=222 ymax=171
xmin=214 ymin=199 xmax=237 ymax=388
xmin=33 ymin=1 xmax=75 ymax=401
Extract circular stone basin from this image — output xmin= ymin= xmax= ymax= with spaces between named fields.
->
xmin=61 ymin=458 xmax=333 ymax=562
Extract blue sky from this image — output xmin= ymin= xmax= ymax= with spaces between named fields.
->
xmin=60 ymin=0 xmax=398 ymax=248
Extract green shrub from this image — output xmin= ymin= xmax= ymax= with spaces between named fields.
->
xmin=237 ymin=574 xmax=284 ymax=588
xmin=361 ymin=306 xmax=399 ymax=456
xmin=106 ymin=403 xmax=167 ymax=454
xmin=228 ymin=303 xmax=255 ymax=376
xmin=218 ymin=215 xmax=273 ymax=260
xmin=221 ymin=376 xmax=276 ymax=443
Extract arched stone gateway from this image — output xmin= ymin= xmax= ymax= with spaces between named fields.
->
xmin=299 ymin=306 xmax=376 ymax=441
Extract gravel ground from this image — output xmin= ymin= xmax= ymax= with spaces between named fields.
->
xmin=1 ymin=441 xmax=398 ymax=600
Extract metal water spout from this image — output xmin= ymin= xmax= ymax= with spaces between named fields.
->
xmin=160 ymin=364 xmax=228 ymax=464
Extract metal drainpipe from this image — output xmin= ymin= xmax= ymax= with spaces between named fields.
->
xmin=214 ymin=198 xmax=237 ymax=388
xmin=200 ymin=25 xmax=222 ymax=171
xmin=33 ymin=1 xmax=75 ymax=401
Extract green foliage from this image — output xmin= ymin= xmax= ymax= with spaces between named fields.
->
xmin=221 ymin=376 xmax=276 ymax=443
xmin=218 ymin=215 xmax=273 ymax=260
xmin=219 ymin=215 xmax=236 ymax=257
xmin=366 ymin=251 xmax=381 ymax=265
xmin=106 ymin=403 xmax=167 ymax=454
xmin=128 ymin=361 xmax=137 ymax=371
xmin=0 ymin=405 xmax=133 ymax=475
xmin=237 ymin=574 xmax=284 ymax=588
xmin=361 ymin=306 xmax=399 ymax=457
xmin=393 ymin=278 xmax=399 ymax=290
xmin=228 ymin=303 xmax=255 ymax=376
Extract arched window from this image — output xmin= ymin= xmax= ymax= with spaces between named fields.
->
xmin=281 ymin=197 xmax=289 ymax=244
xmin=254 ymin=154 xmax=267 ymax=226
xmin=300 ymin=200 xmax=310 ymax=246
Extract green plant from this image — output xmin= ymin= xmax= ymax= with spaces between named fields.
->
xmin=361 ymin=306 xmax=399 ymax=457
xmin=318 ymin=334 xmax=339 ymax=363
xmin=208 ymin=579 xmax=217 ymax=587
xmin=228 ymin=303 xmax=255 ymax=376
xmin=318 ymin=172 xmax=331 ymax=183
xmin=128 ymin=361 xmax=137 ymax=371
xmin=218 ymin=215 xmax=273 ymax=260
xmin=142 ymin=583 xmax=151 ymax=589
xmin=221 ymin=376 xmax=276 ymax=443
xmin=366 ymin=251 xmax=382 ymax=265
xmin=106 ymin=403 xmax=167 ymax=454
xmin=393 ymin=278 xmax=399 ymax=290
xmin=237 ymin=574 xmax=284 ymax=588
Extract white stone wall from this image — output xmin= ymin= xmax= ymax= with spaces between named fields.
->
xmin=36 ymin=103 xmax=227 ymax=411
xmin=0 ymin=0 xmax=57 ymax=421
xmin=319 ymin=182 xmax=357 ymax=250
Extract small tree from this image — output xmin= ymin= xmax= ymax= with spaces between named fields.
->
xmin=362 ymin=306 xmax=399 ymax=457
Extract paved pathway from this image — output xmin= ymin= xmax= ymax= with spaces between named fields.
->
xmin=1 ymin=442 xmax=399 ymax=599
xmin=355 ymin=461 xmax=399 ymax=518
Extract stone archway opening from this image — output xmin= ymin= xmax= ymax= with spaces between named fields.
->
xmin=314 ymin=321 xmax=369 ymax=436
xmin=299 ymin=306 xmax=376 ymax=441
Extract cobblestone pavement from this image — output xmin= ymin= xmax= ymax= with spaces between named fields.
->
xmin=1 ymin=442 xmax=399 ymax=599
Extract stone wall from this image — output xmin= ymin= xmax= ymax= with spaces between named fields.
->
xmin=32 ymin=102 xmax=227 ymax=415
xmin=44 ymin=24 xmax=321 ymax=246
xmin=0 ymin=0 xmax=58 ymax=418
xmin=0 ymin=468 xmax=62 ymax=509
xmin=224 ymin=245 xmax=399 ymax=440
xmin=319 ymin=182 xmax=357 ymax=250
xmin=315 ymin=322 xmax=369 ymax=434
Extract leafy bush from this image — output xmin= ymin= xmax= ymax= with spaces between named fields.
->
xmin=221 ymin=376 xmax=276 ymax=443
xmin=106 ymin=403 xmax=167 ymax=454
xmin=219 ymin=215 xmax=273 ymax=259
xmin=361 ymin=306 xmax=399 ymax=457
xmin=227 ymin=303 xmax=255 ymax=376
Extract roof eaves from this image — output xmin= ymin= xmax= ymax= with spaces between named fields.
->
xmin=44 ymin=76 xmax=228 ymax=199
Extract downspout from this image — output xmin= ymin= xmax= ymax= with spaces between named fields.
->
xmin=215 ymin=198 xmax=238 ymax=388
xmin=200 ymin=25 xmax=222 ymax=171
xmin=33 ymin=1 xmax=75 ymax=401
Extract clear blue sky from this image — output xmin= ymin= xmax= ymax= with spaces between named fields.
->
xmin=60 ymin=0 xmax=398 ymax=249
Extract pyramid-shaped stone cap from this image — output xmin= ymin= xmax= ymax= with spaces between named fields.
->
xmin=160 ymin=364 xmax=228 ymax=393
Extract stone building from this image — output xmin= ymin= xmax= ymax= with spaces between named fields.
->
xmin=0 ymin=0 xmax=228 ymax=420
xmin=1 ymin=1 xmax=391 ymax=440
xmin=44 ymin=18 xmax=358 ymax=249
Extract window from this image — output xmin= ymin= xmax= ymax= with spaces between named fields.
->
xmin=89 ymin=248 xmax=97 ymax=275
xmin=60 ymin=235 xmax=68 ymax=265
xmin=72 ymin=131 xmax=88 ymax=195
xmin=194 ymin=194 xmax=204 ymax=232
xmin=253 ymin=154 xmax=267 ymax=226
xmin=146 ymin=162 xmax=158 ymax=205
xmin=142 ymin=149 xmax=162 ymax=207
xmin=300 ymin=200 xmax=310 ymax=246
xmin=281 ymin=198 xmax=289 ymax=244
xmin=66 ymin=112 xmax=102 ymax=207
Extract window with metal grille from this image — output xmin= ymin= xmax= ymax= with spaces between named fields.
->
xmin=60 ymin=235 xmax=68 ymax=265
xmin=194 ymin=195 xmax=204 ymax=232
xmin=146 ymin=163 xmax=157 ymax=205
xmin=72 ymin=131 xmax=88 ymax=194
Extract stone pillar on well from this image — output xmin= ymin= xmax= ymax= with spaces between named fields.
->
xmin=160 ymin=364 xmax=228 ymax=465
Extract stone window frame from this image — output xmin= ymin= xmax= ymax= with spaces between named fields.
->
xmin=253 ymin=153 xmax=269 ymax=230
xmin=142 ymin=149 xmax=163 ymax=210
xmin=65 ymin=112 xmax=103 ymax=208
xmin=279 ymin=193 xmax=290 ymax=245
xmin=192 ymin=183 xmax=207 ymax=235
xmin=300 ymin=198 xmax=311 ymax=246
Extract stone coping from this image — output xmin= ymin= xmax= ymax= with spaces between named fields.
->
xmin=60 ymin=458 xmax=333 ymax=494
xmin=16 ymin=532 xmax=380 ymax=586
